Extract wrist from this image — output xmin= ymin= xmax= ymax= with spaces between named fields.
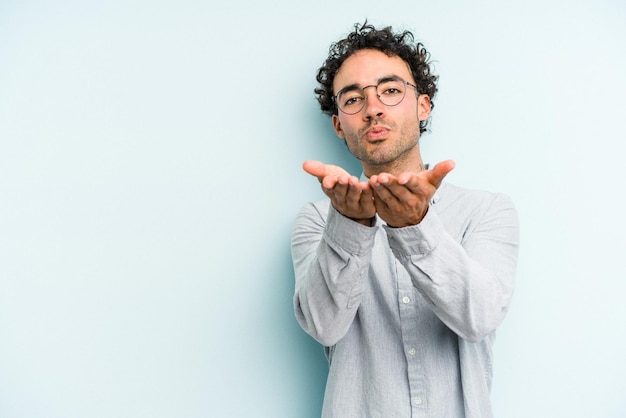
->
xmin=385 ymin=207 xmax=429 ymax=228
xmin=350 ymin=216 xmax=375 ymax=227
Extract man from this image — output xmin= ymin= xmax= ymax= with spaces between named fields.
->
xmin=291 ymin=22 xmax=519 ymax=418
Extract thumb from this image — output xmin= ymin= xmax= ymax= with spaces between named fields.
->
xmin=303 ymin=160 xmax=349 ymax=180
xmin=427 ymin=160 xmax=455 ymax=188
xmin=302 ymin=160 xmax=328 ymax=179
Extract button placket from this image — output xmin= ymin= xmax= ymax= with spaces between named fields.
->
xmin=396 ymin=262 xmax=429 ymax=415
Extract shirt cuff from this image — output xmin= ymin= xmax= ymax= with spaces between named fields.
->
xmin=324 ymin=205 xmax=377 ymax=256
xmin=383 ymin=207 xmax=444 ymax=258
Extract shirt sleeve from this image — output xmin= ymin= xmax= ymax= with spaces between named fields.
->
xmin=384 ymin=192 xmax=519 ymax=343
xmin=291 ymin=201 xmax=377 ymax=347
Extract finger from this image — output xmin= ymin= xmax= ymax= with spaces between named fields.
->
xmin=346 ymin=175 xmax=372 ymax=199
xmin=369 ymin=173 xmax=399 ymax=188
xmin=359 ymin=195 xmax=376 ymax=217
xmin=327 ymin=181 xmax=374 ymax=220
xmin=372 ymin=174 xmax=411 ymax=200
xmin=345 ymin=183 xmax=364 ymax=206
xmin=358 ymin=184 xmax=373 ymax=199
xmin=371 ymin=178 xmax=401 ymax=205
xmin=323 ymin=177 xmax=347 ymax=193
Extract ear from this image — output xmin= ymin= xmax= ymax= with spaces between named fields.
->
xmin=332 ymin=114 xmax=345 ymax=139
xmin=417 ymin=94 xmax=432 ymax=122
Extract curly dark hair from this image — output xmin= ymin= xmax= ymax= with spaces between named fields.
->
xmin=315 ymin=21 xmax=438 ymax=134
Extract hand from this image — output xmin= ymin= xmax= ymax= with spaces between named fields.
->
xmin=303 ymin=160 xmax=376 ymax=226
xmin=369 ymin=160 xmax=455 ymax=227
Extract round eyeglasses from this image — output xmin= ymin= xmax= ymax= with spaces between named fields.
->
xmin=333 ymin=78 xmax=419 ymax=115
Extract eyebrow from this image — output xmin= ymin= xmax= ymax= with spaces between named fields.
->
xmin=335 ymin=75 xmax=405 ymax=96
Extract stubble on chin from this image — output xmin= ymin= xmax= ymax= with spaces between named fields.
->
xmin=341 ymin=111 xmax=422 ymax=166
xmin=351 ymin=134 xmax=419 ymax=167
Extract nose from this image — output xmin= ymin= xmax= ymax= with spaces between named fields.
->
xmin=362 ymin=85 xmax=385 ymax=119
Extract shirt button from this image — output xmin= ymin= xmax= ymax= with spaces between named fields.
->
xmin=414 ymin=397 xmax=423 ymax=406
xmin=408 ymin=348 xmax=416 ymax=356
xmin=402 ymin=296 xmax=411 ymax=304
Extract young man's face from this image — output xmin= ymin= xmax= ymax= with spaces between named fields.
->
xmin=331 ymin=49 xmax=431 ymax=173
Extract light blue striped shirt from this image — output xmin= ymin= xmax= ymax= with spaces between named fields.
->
xmin=292 ymin=182 xmax=519 ymax=417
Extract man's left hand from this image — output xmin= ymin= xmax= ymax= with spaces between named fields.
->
xmin=369 ymin=160 xmax=455 ymax=227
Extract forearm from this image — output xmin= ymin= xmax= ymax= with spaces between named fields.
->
xmin=292 ymin=203 xmax=376 ymax=346
xmin=385 ymin=195 xmax=519 ymax=342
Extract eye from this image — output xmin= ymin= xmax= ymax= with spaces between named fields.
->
xmin=379 ymin=81 xmax=405 ymax=96
xmin=341 ymin=93 xmax=364 ymax=107
xmin=382 ymin=87 xmax=401 ymax=95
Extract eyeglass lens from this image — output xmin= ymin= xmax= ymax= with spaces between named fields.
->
xmin=337 ymin=80 xmax=411 ymax=114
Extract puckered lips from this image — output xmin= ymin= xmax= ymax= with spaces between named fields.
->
xmin=362 ymin=124 xmax=392 ymax=142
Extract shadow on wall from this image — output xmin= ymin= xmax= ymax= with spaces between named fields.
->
xmin=265 ymin=235 xmax=329 ymax=417
xmin=284 ymin=247 xmax=328 ymax=416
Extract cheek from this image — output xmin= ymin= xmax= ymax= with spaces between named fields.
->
xmin=397 ymin=107 xmax=422 ymax=137
xmin=336 ymin=117 xmax=359 ymax=138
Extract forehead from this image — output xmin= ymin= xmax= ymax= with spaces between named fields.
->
xmin=334 ymin=49 xmax=413 ymax=91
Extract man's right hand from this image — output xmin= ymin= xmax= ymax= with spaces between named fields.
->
xmin=303 ymin=160 xmax=375 ymax=226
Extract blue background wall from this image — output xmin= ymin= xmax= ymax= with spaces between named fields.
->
xmin=1 ymin=1 xmax=625 ymax=417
